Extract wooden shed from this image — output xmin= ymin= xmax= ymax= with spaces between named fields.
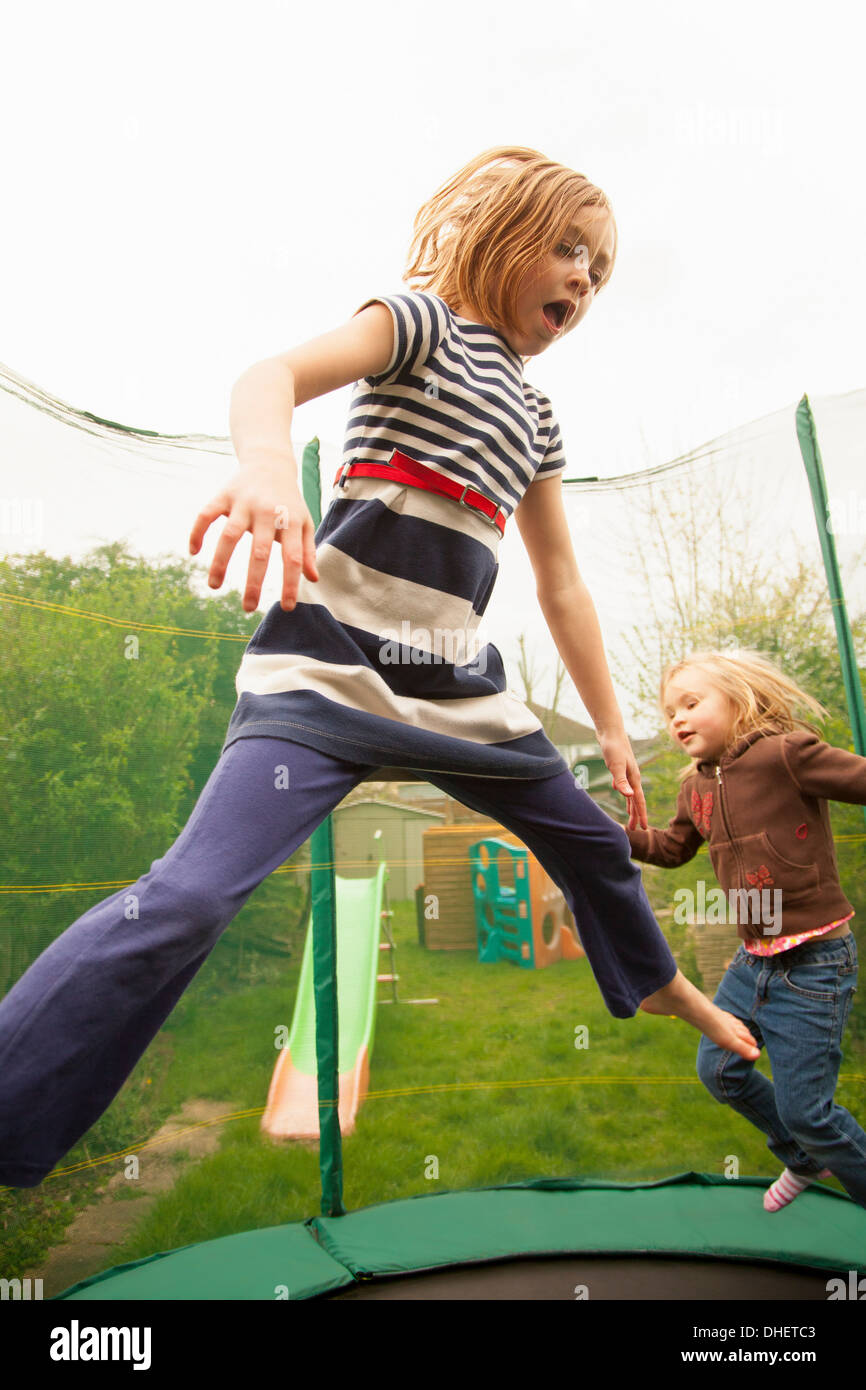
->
xmin=332 ymin=797 xmax=445 ymax=900
xmin=421 ymin=821 xmax=523 ymax=950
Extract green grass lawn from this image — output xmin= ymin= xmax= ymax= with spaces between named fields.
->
xmin=3 ymin=882 xmax=864 ymax=1281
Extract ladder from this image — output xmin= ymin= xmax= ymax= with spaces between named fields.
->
xmin=377 ymin=906 xmax=399 ymax=1003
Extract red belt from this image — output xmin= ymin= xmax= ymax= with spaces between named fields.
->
xmin=332 ymin=448 xmax=506 ymax=535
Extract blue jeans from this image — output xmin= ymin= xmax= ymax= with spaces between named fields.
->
xmin=696 ymin=932 xmax=866 ymax=1208
xmin=0 ymin=736 xmax=677 ymax=1188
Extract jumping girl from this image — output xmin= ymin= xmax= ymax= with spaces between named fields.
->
xmin=0 ymin=146 xmax=759 ymax=1190
xmin=627 ymin=648 xmax=866 ymax=1210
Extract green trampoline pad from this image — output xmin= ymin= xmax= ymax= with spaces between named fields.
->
xmin=54 ymin=1173 xmax=866 ymax=1301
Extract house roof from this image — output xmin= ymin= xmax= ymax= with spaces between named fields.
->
xmin=526 ymin=700 xmax=663 ymax=758
xmin=336 ymin=796 xmax=446 ymax=819
xmin=525 ymin=700 xmax=596 ymax=743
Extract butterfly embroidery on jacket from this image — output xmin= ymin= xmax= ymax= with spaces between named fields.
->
xmin=691 ymin=789 xmax=714 ymax=838
xmin=746 ymin=865 xmax=775 ymax=890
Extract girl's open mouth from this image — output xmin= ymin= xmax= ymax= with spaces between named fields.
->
xmin=542 ymin=301 xmax=570 ymax=334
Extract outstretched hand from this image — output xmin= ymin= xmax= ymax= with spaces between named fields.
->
xmin=188 ymin=461 xmax=319 ymax=614
xmin=596 ymin=728 xmax=647 ymax=832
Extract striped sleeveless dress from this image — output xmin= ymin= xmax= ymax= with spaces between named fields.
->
xmin=221 ymin=290 xmax=572 ymax=781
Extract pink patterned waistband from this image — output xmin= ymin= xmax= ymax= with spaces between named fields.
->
xmin=744 ymin=912 xmax=854 ymax=957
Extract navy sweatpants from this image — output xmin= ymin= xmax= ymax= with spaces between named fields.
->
xmin=0 ymin=737 xmax=677 ymax=1188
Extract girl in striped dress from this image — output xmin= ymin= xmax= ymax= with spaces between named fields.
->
xmin=0 ymin=147 xmax=758 ymax=1190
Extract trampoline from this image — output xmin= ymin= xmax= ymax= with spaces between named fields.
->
xmin=53 ymin=1173 xmax=866 ymax=1300
xmin=3 ymin=373 xmax=866 ymax=1306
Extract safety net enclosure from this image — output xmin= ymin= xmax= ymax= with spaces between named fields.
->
xmin=1 ymin=361 xmax=865 ymax=1300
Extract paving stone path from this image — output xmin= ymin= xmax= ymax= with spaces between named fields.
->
xmin=23 ymin=1099 xmax=231 ymax=1299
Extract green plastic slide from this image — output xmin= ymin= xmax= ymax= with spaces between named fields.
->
xmin=261 ymin=862 xmax=387 ymax=1138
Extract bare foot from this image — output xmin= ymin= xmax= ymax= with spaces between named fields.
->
xmin=640 ymin=969 xmax=760 ymax=1061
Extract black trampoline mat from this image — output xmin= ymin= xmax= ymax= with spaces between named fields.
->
xmin=321 ymin=1254 xmax=841 ymax=1300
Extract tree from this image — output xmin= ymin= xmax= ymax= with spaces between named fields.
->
xmin=607 ymin=466 xmax=865 ymax=729
xmin=512 ymin=631 xmax=571 ymax=741
xmin=0 ymin=540 xmax=306 ymax=991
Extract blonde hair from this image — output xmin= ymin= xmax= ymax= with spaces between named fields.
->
xmin=403 ymin=146 xmax=617 ymax=355
xmin=661 ymin=648 xmax=831 ymax=783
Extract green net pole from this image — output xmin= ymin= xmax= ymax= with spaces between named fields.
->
xmin=300 ymin=437 xmax=345 ymax=1216
xmin=796 ymin=395 xmax=866 ymax=829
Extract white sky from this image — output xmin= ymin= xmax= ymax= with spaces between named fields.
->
xmin=2 ymin=0 xmax=865 ymax=732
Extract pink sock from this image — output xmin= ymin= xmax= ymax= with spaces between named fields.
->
xmin=763 ymin=1167 xmax=833 ymax=1212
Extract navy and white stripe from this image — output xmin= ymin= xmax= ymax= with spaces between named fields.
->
xmin=221 ymin=290 xmax=571 ymax=779
xmin=343 ymin=291 xmax=566 ymax=516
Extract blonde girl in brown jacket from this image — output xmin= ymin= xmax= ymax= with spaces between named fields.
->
xmin=627 ymin=649 xmax=866 ymax=1212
